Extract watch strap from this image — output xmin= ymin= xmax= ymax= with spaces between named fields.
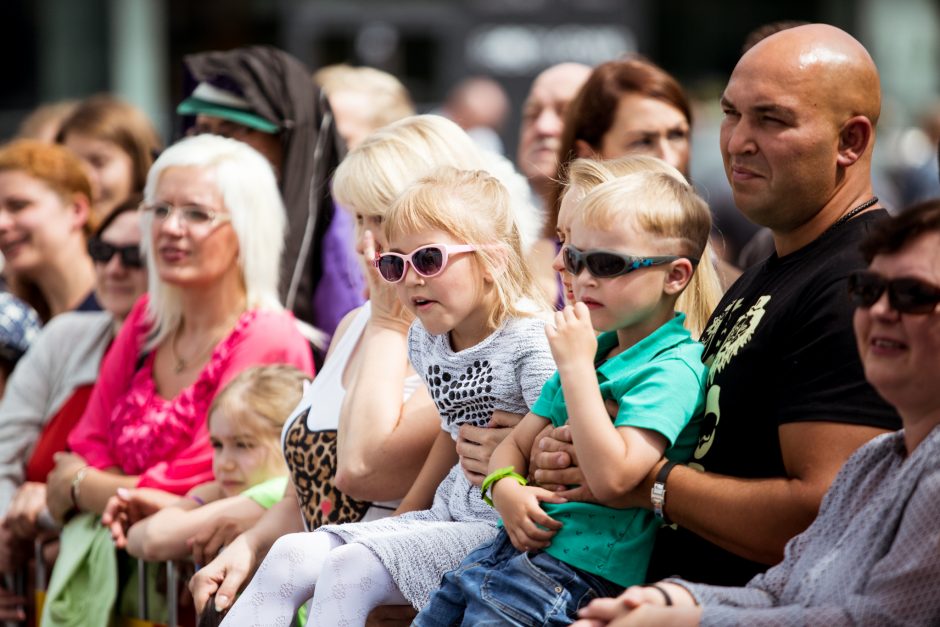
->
xmin=651 ymin=460 xmax=680 ymax=523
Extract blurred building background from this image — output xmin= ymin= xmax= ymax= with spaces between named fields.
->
xmin=2 ymin=0 xmax=939 ymax=210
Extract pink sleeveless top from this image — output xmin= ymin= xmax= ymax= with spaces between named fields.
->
xmin=68 ymin=296 xmax=315 ymax=494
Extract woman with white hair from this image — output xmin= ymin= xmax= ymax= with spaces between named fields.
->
xmin=44 ymin=134 xmax=314 ymax=523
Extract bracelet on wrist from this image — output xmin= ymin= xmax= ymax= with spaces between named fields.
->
xmin=481 ymin=466 xmax=527 ymax=507
xmin=70 ymin=465 xmax=90 ymax=511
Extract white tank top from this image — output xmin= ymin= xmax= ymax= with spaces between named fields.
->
xmin=281 ymin=302 xmax=421 ymax=521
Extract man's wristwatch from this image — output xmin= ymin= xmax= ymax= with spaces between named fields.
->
xmin=650 ymin=460 xmax=680 ymax=524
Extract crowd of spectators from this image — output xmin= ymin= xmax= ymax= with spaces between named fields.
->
xmin=0 ymin=20 xmax=937 ymax=627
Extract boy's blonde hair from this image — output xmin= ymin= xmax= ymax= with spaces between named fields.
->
xmin=384 ymin=166 xmax=548 ymax=330
xmin=564 ymin=156 xmax=686 ymax=204
xmin=575 ymin=170 xmax=723 ymax=338
xmin=209 ymin=364 xmax=307 ymax=450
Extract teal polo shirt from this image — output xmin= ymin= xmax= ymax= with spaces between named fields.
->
xmin=529 ymin=313 xmax=707 ymax=587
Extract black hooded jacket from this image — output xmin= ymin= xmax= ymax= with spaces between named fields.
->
xmin=180 ymin=45 xmax=346 ymax=328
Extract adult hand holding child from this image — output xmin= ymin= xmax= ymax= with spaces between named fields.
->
xmin=457 ymin=410 xmax=524 ymax=485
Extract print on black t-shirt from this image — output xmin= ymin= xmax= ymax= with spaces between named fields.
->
xmin=647 ymin=211 xmax=901 ymax=587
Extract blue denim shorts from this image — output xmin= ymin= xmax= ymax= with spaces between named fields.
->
xmin=414 ymin=529 xmax=623 ymax=627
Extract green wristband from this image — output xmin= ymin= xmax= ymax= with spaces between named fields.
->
xmin=481 ymin=466 xmax=528 ymax=507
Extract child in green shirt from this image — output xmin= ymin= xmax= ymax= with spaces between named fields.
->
xmin=416 ymin=162 xmax=718 ymax=626
xmin=102 ymin=364 xmax=307 ymax=562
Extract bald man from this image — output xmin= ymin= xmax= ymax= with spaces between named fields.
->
xmin=516 ymin=63 xmax=592 ymax=210
xmin=639 ymin=23 xmax=900 ymax=585
xmin=538 ymin=25 xmax=900 ymax=595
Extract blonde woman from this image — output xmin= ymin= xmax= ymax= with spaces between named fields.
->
xmin=314 ymin=64 xmax=414 ymax=150
xmin=220 ymin=166 xmax=555 ymax=625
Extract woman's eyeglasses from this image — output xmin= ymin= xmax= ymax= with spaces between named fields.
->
xmin=141 ymin=202 xmax=231 ymax=229
xmin=373 ymin=244 xmax=486 ymax=283
xmin=562 ymin=245 xmax=696 ymax=279
xmin=848 ymin=270 xmax=940 ymax=314
xmin=87 ymin=239 xmax=144 ymax=269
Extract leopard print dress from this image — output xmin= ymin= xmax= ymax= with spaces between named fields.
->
xmin=281 ymin=303 xmax=417 ymax=530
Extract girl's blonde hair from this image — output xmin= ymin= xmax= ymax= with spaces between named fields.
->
xmin=385 ymin=166 xmax=548 ymax=330
xmin=332 ymin=115 xmax=542 ymax=252
xmin=575 ymin=169 xmax=722 ymax=338
xmin=208 ymin=364 xmax=307 ymax=447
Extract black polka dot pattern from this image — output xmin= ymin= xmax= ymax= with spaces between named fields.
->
xmin=406 ymin=316 xmax=559 ymax=442
xmin=425 ymin=360 xmax=496 ymax=428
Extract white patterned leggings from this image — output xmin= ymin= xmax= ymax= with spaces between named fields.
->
xmin=219 ymin=530 xmax=409 ymax=626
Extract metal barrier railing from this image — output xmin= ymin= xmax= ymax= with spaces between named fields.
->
xmin=26 ymin=543 xmax=183 ymax=627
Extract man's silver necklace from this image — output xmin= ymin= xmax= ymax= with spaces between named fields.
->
xmin=826 ymin=196 xmax=878 ymax=235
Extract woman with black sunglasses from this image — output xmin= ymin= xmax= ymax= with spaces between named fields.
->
xmin=0 ymin=196 xmax=147 ymax=621
xmin=574 ymin=200 xmax=940 ymax=626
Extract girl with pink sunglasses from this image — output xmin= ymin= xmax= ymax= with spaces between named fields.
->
xmin=220 ymin=166 xmax=556 ymax=624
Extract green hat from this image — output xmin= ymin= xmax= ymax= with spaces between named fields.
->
xmin=177 ymin=82 xmax=280 ymax=134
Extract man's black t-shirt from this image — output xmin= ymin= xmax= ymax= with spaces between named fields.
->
xmin=647 ymin=210 xmax=902 ymax=586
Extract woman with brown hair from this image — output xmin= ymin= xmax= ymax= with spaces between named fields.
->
xmin=57 ymin=94 xmax=163 ymax=227
xmin=550 ymin=57 xmax=692 ymax=237
xmin=532 ymin=57 xmax=737 ymax=306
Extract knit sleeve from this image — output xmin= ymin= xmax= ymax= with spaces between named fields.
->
xmin=0 ymin=318 xmax=63 ymax=512
xmin=512 ymin=317 xmax=556 ymax=410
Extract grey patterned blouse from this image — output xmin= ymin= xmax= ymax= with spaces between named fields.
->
xmin=674 ymin=424 xmax=940 ymax=626
xmin=321 ymin=314 xmax=558 ymax=609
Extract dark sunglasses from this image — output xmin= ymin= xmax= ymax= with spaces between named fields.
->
xmin=562 ymin=245 xmax=696 ymax=279
xmin=373 ymin=243 xmax=487 ymax=283
xmin=87 ymin=239 xmax=144 ymax=269
xmin=848 ymin=270 xmax=940 ymax=314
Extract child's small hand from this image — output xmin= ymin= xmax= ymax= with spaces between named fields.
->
xmin=546 ymin=303 xmax=597 ymax=369
xmin=492 ymin=480 xmax=566 ymax=552
xmin=102 ymin=487 xmax=176 ymax=548
xmin=188 ymin=515 xmax=254 ymax=566
xmin=101 ymin=490 xmax=132 ymax=547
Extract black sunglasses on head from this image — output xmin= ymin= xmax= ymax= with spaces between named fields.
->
xmin=848 ymin=270 xmax=940 ymax=314
xmin=88 ymin=239 xmax=144 ymax=269
xmin=562 ymin=245 xmax=697 ymax=279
